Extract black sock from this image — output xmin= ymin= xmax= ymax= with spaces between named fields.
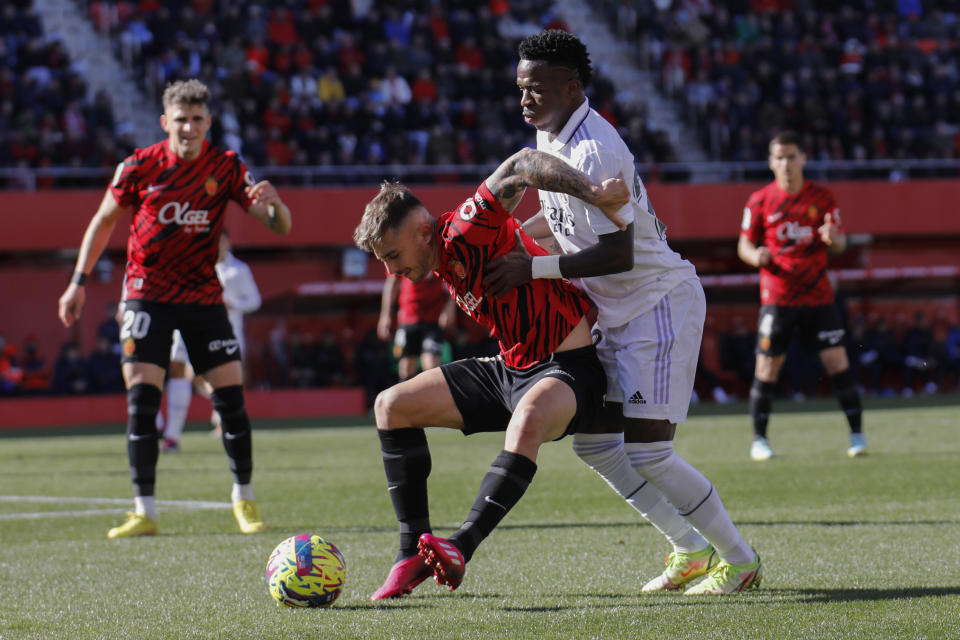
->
xmin=830 ymin=369 xmax=863 ymax=434
xmin=127 ymin=383 xmax=162 ymax=497
xmin=749 ymin=379 xmax=776 ymax=439
xmin=211 ymin=386 xmax=253 ymax=484
xmin=449 ymin=450 xmax=537 ymax=563
xmin=379 ymin=428 xmax=432 ymax=561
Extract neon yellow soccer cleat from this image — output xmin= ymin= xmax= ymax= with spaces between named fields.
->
xmin=233 ymin=500 xmax=266 ymax=534
xmin=641 ymin=545 xmax=719 ymax=592
xmin=684 ymin=551 xmax=762 ymax=595
xmin=107 ymin=512 xmax=157 ymax=539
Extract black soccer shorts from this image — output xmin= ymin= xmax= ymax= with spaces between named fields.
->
xmin=439 ymin=345 xmax=606 ymax=438
xmin=755 ymin=304 xmax=846 ymax=357
xmin=394 ymin=322 xmax=444 ymax=358
xmin=119 ymin=299 xmax=241 ymax=375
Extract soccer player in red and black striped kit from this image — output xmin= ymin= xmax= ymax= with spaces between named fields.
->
xmin=355 ymin=147 xmax=629 ymax=600
xmin=738 ymin=130 xmax=866 ymax=461
xmin=57 ymin=79 xmax=292 ymax=538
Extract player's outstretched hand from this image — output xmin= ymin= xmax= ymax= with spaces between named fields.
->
xmin=58 ymin=284 xmax=85 ymax=328
xmin=483 ymin=229 xmax=533 ymax=298
xmin=245 ymin=180 xmax=280 ymax=206
xmin=818 ymin=212 xmax=838 ymax=246
xmin=589 ymin=178 xmax=629 ymax=231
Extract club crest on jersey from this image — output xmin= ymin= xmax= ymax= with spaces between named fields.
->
xmin=807 ymin=205 xmax=818 ymax=220
xmin=204 ymin=176 xmax=218 ymax=196
xmin=459 ymin=199 xmax=478 ymax=221
xmin=158 ymin=201 xmax=211 ymax=232
xmin=449 ymin=259 xmax=467 ymax=280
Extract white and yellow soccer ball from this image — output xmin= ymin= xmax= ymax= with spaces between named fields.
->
xmin=266 ymin=534 xmax=346 ymax=607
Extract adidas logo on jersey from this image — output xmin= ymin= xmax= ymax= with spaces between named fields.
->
xmin=628 ymin=391 xmax=646 ymax=405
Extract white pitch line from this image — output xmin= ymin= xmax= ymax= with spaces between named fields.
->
xmin=0 ymin=495 xmax=231 ymax=520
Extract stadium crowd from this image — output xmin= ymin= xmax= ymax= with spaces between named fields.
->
xmin=600 ymin=0 xmax=960 ymax=164
xmin=10 ymin=0 xmax=665 ymax=174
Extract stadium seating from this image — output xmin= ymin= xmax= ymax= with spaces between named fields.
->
xmin=595 ymin=0 xmax=960 ymax=163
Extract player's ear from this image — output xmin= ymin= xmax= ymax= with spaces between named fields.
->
xmin=160 ymin=114 xmax=168 ymax=133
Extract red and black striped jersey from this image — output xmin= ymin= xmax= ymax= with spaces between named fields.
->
xmin=396 ymin=273 xmax=448 ymax=325
xmin=434 ymin=182 xmax=592 ymax=369
xmin=109 ymin=139 xmax=255 ymax=304
xmin=740 ymin=180 xmax=843 ymax=307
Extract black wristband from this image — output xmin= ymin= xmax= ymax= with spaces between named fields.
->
xmin=71 ymin=272 xmax=88 ymax=286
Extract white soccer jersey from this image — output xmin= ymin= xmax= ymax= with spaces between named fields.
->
xmin=536 ymin=98 xmax=698 ymax=329
xmin=215 ymin=251 xmax=261 ymax=350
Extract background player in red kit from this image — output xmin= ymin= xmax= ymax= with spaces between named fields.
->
xmin=378 ymin=272 xmax=455 ymax=381
xmin=57 ymin=79 xmax=292 ymax=538
xmin=738 ymin=130 xmax=865 ymax=461
xmin=354 ymin=147 xmax=628 ymax=600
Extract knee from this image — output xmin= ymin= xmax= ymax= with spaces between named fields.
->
xmin=626 ymin=441 xmax=674 ymax=475
xmin=508 ymin=403 xmax=556 ymax=449
xmin=374 ymin=386 xmax=406 ymax=430
xmin=210 ymin=385 xmax=244 ymax=418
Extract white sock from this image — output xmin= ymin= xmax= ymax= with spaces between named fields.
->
xmin=134 ymin=496 xmax=156 ymax=519
xmin=232 ymin=483 xmax=254 ymax=503
xmin=572 ymin=433 xmax=707 ymax=553
xmin=164 ymin=377 xmax=193 ymax=442
xmin=625 ymin=441 xmax=754 ymax=565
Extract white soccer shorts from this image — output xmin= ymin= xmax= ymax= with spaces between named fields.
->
xmin=595 ymin=278 xmax=705 ymax=423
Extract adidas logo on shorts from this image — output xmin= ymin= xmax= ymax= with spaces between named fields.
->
xmin=628 ymin=391 xmax=646 ymax=405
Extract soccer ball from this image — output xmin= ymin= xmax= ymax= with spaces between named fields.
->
xmin=266 ymin=534 xmax=346 ymax=607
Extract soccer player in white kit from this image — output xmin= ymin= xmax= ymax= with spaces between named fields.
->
xmin=162 ymin=230 xmax=261 ymax=451
xmin=483 ymin=30 xmax=761 ymax=595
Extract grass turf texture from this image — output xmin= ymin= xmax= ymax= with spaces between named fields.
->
xmin=1 ymin=400 xmax=958 ymax=640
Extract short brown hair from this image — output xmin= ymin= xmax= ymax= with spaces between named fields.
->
xmin=162 ymin=79 xmax=210 ymax=110
xmin=769 ymin=130 xmax=803 ymax=153
xmin=354 ymin=182 xmax=424 ymax=253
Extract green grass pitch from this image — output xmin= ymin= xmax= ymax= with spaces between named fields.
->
xmin=1 ymin=399 xmax=958 ymax=640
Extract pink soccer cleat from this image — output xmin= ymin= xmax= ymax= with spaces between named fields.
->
xmin=370 ymin=555 xmax=433 ymax=601
xmin=418 ymin=533 xmax=466 ymax=591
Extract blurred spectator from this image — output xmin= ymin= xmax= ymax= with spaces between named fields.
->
xmin=86 ymin=335 xmax=124 ymax=394
xmin=314 ymin=329 xmax=348 ymax=387
xmin=942 ymin=322 xmax=960 ymax=390
xmin=286 ymin=327 xmax=316 ymax=388
xmin=19 ymin=335 xmax=49 ymax=393
xmin=354 ymin=327 xmax=396 ymax=409
xmin=901 ymin=310 xmax=938 ymax=395
xmin=0 ymin=335 xmax=24 ymax=395
xmin=719 ymin=316 xmax=756 ymax=387
xmin=52 ymin=342 xmax=90 ymax=395
xmin=860 ymin=315 xmax=903 ymax=396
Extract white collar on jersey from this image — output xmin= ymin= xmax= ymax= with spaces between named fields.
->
xmin=540 ymin=97 xmax=591 ymax=152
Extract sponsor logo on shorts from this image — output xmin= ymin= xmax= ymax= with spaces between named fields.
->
xmin=818 ymin=329 xmax=845 ymax=345
xmin=628 ymin=390 xmax=646 ymax=405
xmin=208 ymin=338 xmax=240 ymax=354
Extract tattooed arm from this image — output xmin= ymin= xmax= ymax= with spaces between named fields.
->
xmin=484 ymin=148 xmax=628 ymax=228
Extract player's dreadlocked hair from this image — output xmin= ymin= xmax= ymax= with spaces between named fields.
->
xmin=354 ymin=182 xmax=425 ymax=253
xmin=518 ymin=30 xmax=593 ymax=89
xmin=162 ymin=79 xmax=210 ymax=110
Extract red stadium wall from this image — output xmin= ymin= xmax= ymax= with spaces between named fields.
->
xmin=5 ymin=179 xmax=960 ymax=251
xmin=0 ymin=388 xmax=365 ymax=430
xmin=3 ymin=180 xmax=958 ymax=424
